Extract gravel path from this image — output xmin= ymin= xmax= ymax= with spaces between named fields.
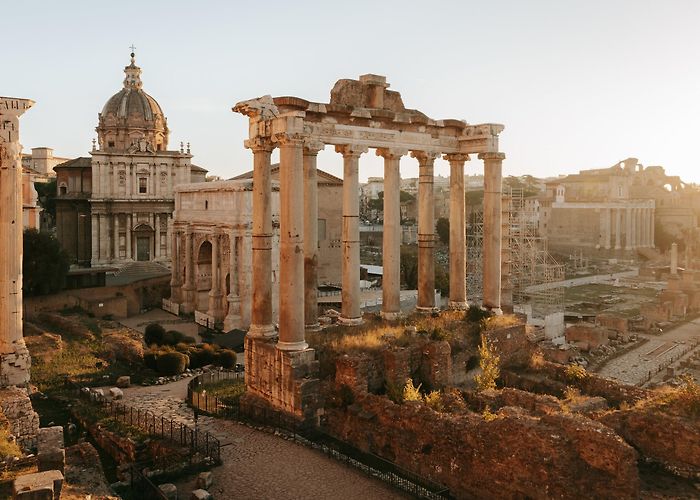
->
xmin=122 ymin=379 xmax=406 ymax=500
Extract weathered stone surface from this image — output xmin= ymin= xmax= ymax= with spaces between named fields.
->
xmin=109 ymin=387 xmax=124 ymax=399
xmin=565 ymin=323 xmax=610 ymax=351
xmin=37 ymin=426 xmax=65 ymax=473
xmin=13 ymin=469 xmax=63 ymax=500
xmin=0 ymin=387 xmax=40 ymax=450
xmin=325 ymin=393 xmax=639 ymax=499
xmin=116 ymin=376 xmax=131 ymax=388
xmin=196 ymin=471 xmax=213 ymax=489
xmin=159 ymin=483 xmax=178 ymax=500
xmin=190 ymin=489 xmax=212 ymax=500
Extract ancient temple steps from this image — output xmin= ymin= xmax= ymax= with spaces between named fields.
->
xmin=107 ymin=261 xmax=170 ymax=286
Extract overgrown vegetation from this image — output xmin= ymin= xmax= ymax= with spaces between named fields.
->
xmin=23 ymin=229 xmax=69 ymax=296
xmin=200 ymin=379 xmax=246 ymax=407
xmin=0 ymin=426 xmax=21 ymax=461
xmin=565 ymin=364 xmax=589 ymax=382
xmin=474 ymin=335 xmax=500 ymax=391
xmin=642 ymin=374 xmax=700 ymax=419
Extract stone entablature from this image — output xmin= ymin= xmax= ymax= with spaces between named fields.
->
xmin=170 ymin=180 xmax=281 ymax=331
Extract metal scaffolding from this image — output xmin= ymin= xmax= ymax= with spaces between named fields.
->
xmin=467 ymin=188 xmax=564 ymax=317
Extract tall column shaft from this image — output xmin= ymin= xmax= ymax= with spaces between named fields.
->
xmin=91 ymin=216 xmax=99 ymax=265
xmin=277 ymin=134 xmax=307 ymax=350
xmin=170 ymin=229 xmax=182 ymax=302
xmin=650 ymin=208 xmax=655 ymax=248
xmin=614 ymin=208 xmax=621 ymax=249
xmin=248 ymin=138 xmax=275 ymax=337
xmin=208 ymin=234 xmax=223 ymax=320
xmin=377 ymin=148 xmax=405 ymax=320
xmin=414 ymin=151 xmax=439 ymax=312
xmin=480 ymin=152 xmax=505 ymax=313
xmin=181 ymin=228 xmax=196 ymax=313
xmin=0 ymin=97 xmax=33 ymax=386
xmin=224 ymin=234 xmax=242 ymax=330
xmin=671 ymin=242 xmax=678 ymax=275
xmin=113 ymin=214 xmax=119 ymax=260
xmin=445 ymin=154 xmax=469 ymax=309
xmin=625 ymin=207 xmax=632 ymax=250
xmin=303 ymin=141 xmax=323 ymax=330
xmin=155 ymin=214 xmax=161 ymax=258
xmin=336 ymin=144 xmax=368 ymax=325
xmin=126 ymin=214 xmax=132 ymax=260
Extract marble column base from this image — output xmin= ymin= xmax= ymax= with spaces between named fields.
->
xmin=248 ymin=324 xmax=276 ymax=338
xmin=448 ymin=301 xmax=469 ymax=311
xmin=380 ymin=311 xmax=402 ymax=321
xmin=276 ymin=340 xmax=309 ymax=351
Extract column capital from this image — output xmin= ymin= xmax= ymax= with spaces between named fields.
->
xmin=410 ymin=150 xmax=441 ymax=165
xmin=273 ymin=132 xmax=305 ymax=147
xmin=303 ymin=139 xmax=325 ymax=155
xmin=443 ymin=153 xmax=471 ymax=163
xmin=335 ymin=144 xmax=368 ymax=158
xmin=376 ymin=147 xmax=408 ymax=160
xmin=244 ymin=136 xmax=275 ymax=153
xmin=478 ymin=152 xmax=506 ymax=161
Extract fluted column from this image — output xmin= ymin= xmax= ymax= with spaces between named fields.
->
xmin=614 ymin=208 xmax=621 ymax=250
xmin=208 ymin=233 xmax=224 ymax=321
xmin=303 ymin=140 xmax=324 ymax=331
xmin=247 ymin=137 xmax=276 ymax=337
xmin=377 ymin=148 xmax=406 ymax=320
xmin=170 ymin=228 xmax=182 ymax=302
xmin=625 ymin=207 xmax=632 ymax=250
xmin=336 ymin=144 xmax=368 ymax=325
xmin=224 ymin=235 xmax=242 ymax=330
xmin=480 ymin=152 xmax=505 ymax=313
xmin=445 ymin=153 xmax=470 ymax=309
xmin=413 ymin=150 xmax=440 ymax=312
xmin=0 ymin=97 xmax=33 ymax=386
xmin=181 ymin=227 xmax=196 ymax=313
xmin=277 ymin=133 xmax=307 ymax=350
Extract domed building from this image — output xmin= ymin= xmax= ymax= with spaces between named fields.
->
xmin=56 ymin=52 xmax=206 ymax=271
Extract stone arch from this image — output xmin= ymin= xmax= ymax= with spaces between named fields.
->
xmin=196 ymin=239 xmax=213 ymax=311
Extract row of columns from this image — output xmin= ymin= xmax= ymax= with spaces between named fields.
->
xmin=93 ymin=163 xmax=177 ymax=198
xmin=601 ymin=206 xmax=654 ymax=250
xmin=247 ymin=133 xmax=505 ymax=352
xmin=90 ymin=212 xmax=171 ymax=264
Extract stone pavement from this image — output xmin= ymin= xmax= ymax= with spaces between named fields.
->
xmin=122 ymin=379 xmax=406 ymax=499
xmin=596 ymin=318 xmax=700 ymax=386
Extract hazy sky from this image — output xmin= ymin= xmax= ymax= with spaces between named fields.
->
xmin=5 ymin=0 xmax=700 ymax=183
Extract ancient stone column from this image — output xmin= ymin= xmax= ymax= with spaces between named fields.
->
xmin=614 ymin=208 xmax=622 ymax=250
xmin=0 ymin=96 xmax=33 ymax=387
xmin=671 ymin=242 xmax=678 ymax=275
xmin=336 ymin=144 xmax=368 ymax=325
xmin=181 ymin=227 xmax=196 ymax=313
xmin=154 ymin=213 xmax=161 ymax=258
xmin=629 ymin=208 xmax=637 ymax=250
xmin=277 ymin=133 xmax=307 ymax=350
xmin=126 ymin=214 xmax=132 ymax=260
xmin=413 ymin=150 xmax=440 ymax=312
xmin=377 ymin=148 xmax=406 ymax=320
xmin=208 ymin=234 xmax=224 ymax=321
xmin=224 ymin=234 xmax=242 ymax=330
xmin=445 ymin=154 xmax=470 ymax=309
xmin=303 ymin=140 xmax=324 ymax=331
xmin=603 ymin=208 xmax=612 ymax=250
xmin=625 ymin=207 xmax=632 ymax=251
xmin=247 ymin=137 xmax=276 ymax=337
xmin=170 ymin=228 xmax=182 ymax=302
xmin=480 ymin=152 xmax=505 ymax=313
xmin=650 ymin=208 xmax=655 ymax=248
xmin=91 ymin=216 xmax=99 ymax=265
xmin=113 ymin=214 xmax=120 ymax=260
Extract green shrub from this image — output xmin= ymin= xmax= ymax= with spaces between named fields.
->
xmin=217 ymin=349 xmax=237 ymax=369
xmin=474 ymin=335 xmax=500 ymax=392
xmin=144 ymin=323 xmax=165 ymax=346
xmin=144 ymin=351 xmax=159 ymax=370
xmin=156 ymin=351 xmax=188 ymax=375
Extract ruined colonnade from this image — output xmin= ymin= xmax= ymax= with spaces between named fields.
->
xmin=234 ymin=75 xmax=505 ymax=355
xmin=600 ymin=203 xmax=655 ymax=251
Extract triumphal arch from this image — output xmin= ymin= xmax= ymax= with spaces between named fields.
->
xmin=233 ymin=74 xmax=505 ymax=420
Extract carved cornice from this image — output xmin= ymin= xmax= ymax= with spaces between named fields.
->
xmin=335 ymin=144 xmax=369 ymax=158
xmin=410 ymin=150 xmax=441 ymax=165
xmin=244 ymin=137 xmax=275 ymax=153
xmin=376 ymin=147 xmax=408 ymax=160
xmin=273 ymin=132 xmax=305 ymax=147
xmin=443 ymin=153 xmax=471 ymax=163
xmin=478 ymin=152 xmax=506 ymax=161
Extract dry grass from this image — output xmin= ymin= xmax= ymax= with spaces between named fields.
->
xmin=637 ymin=375 xmax=700 ymax=419
xmin=482 ymin=314 xmax=522 ymax=331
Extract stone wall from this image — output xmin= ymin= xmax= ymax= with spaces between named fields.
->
xmin=0 ymin=340 xmax=31 ymax=387
xmin=484 ymin=323 xmax=533 ymax=367
xmin=0 ymin=388 xmax=39 ymax=451
xmin=324 ymin=393 xmax=639 ymax=499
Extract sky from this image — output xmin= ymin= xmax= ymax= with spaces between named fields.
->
xmin=5 ymin=0 xmax=700 ymax=183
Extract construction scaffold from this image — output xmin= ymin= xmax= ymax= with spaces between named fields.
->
xmin=467 ymin=188 xmax=564 ymax=318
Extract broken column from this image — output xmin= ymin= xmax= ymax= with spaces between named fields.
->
xmin=0 ymin=97 xmax=34 ymax=387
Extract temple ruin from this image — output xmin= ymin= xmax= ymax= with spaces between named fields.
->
xmin=233 ymin=75 xmax=505 ymax=419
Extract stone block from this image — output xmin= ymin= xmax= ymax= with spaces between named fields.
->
xmin=116 ymin=376 xmax=131 ymax=388
xmin=159 ymin=483 xmax=178 ymax=500
xmin=196 ymin=471 xmax=213 ymax=489
xmin=13 ymin=470 xmax=63 ymax=500
xmin=190 ymin=489 xmax=212 ymax=500
xmin=109 ymin=387 xmax=123 ymax=399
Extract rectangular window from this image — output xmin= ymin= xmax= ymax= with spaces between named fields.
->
xmin=139 ymin=177 xmax=147 ymax=194
xmin=318 ymin=219 xmax=327 ymax=242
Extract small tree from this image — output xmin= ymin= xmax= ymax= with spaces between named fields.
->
xmin=23 ymin=229 xmax=69 ymax=296
xmin=474 ymin=335 xmax=500 ymax=391
xmin=144 ymin=323 xmax=166 ymax=346
xmin=436 ymin=217 xmax=450 ymax=245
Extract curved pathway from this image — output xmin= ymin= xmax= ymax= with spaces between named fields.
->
xmin=122 ymin=379 xmax=406 ymax=499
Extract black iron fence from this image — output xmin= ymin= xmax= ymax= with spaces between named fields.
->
xmin=186 ymin=371 xmax=451 ymax=499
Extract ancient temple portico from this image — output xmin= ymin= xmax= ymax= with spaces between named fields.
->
xmin=0 ymin=97 xmax=34 ymax=387
xmin=233 ymin=75 xmax=505 ymax=421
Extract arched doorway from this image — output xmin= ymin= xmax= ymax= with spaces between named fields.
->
xmin=196 ymin=240 xmax=212 ymax=311
xmin=133 ymin=224 xmax=154 ymax=261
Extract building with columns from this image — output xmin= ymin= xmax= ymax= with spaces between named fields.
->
xmin=232 ymin=74 xmax=505 ymax=421
xmin=55 ymin=52 xmax=206 ymax=268
xmin=541 ymin=159 xmax=656 ymax=253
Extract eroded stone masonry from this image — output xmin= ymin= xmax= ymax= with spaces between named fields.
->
xmin=232 ymin=75 xmax=505 ymax=422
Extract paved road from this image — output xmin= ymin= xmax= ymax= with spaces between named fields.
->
xmin=525 ymin=270 xmax=638 ymax=293
xmin=122 ymin=379 xmax=406 ymax=500
xmin=596 ymin=318 xmax=700 ymax=386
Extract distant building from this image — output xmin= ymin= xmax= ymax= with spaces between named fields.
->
xmin=21 ymin=147 xmax=70 ymax=230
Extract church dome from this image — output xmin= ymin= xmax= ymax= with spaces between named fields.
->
xmin=96 ymin=52 xmax=169 ymax=152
